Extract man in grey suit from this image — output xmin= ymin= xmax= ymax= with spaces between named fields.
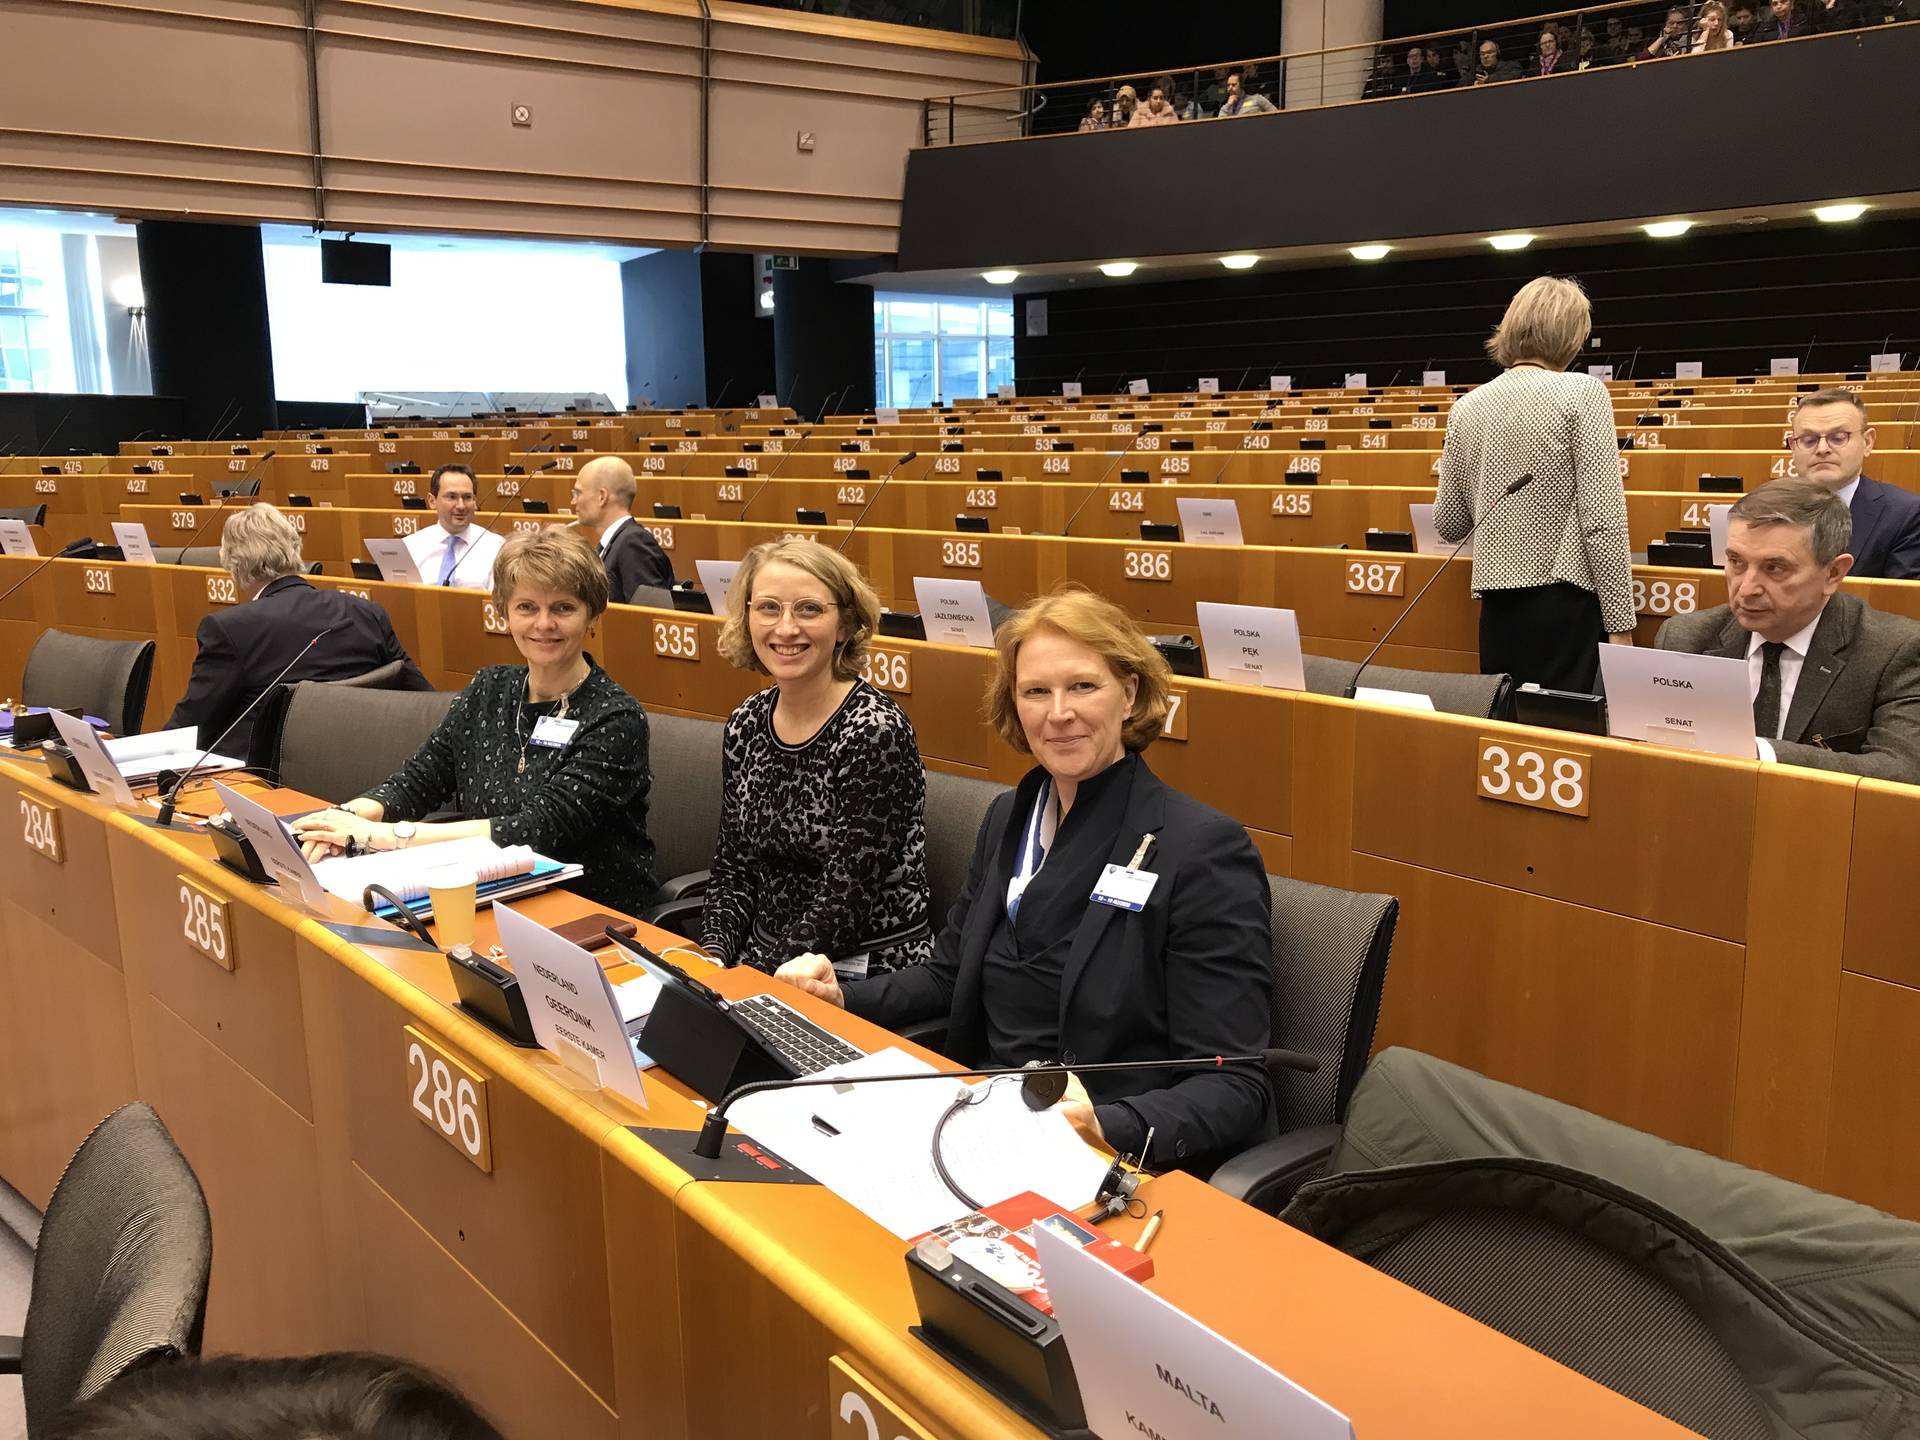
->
xmin=1787 ymin=387 xmax=1920 ymax=580
xmin=1656 ymin=478 xmax=1920 ymax=784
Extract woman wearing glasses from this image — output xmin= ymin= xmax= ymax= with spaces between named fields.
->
xmin=702 ymin=538 xmax=933 ymax=978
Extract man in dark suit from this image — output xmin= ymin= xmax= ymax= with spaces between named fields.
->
xmin=1750 ymin=0 xmax=1814 ymax=38
xmin=1787 ymin=387 xmax=1920 ymax=579
xmin=168 ymin=503 xmax=430 ymax=754
xmin=570 ymin=457 xmax=673 ymax=602
xmin=1656 ymin=478 xmax=1920 ymax=784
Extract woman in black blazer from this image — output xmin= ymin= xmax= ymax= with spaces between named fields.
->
xmin=777 ymin=586 xmax=1275 ymax=1176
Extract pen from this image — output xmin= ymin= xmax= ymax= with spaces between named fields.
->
xmin=1134 ymin=1210 xmax=1163 ymax=1253
xmin=810 ymin=1114 xmax=841 ymax=1138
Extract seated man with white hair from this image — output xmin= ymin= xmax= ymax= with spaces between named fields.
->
xmin=168 ymin=502 xmax=431 ymax=753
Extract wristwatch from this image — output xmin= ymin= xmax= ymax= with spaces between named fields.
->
xmin=390 ymin=821 xmax=418 ymax=849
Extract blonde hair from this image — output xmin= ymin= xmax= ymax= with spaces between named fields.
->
xmin=1486 ymin=275 xmax=1592 ymax=370
xmin=489 ymin=525 xmax=609 ymax=619
xmin=984 ymin=585 xmax=1172 ymax=755
xmin=221 ymin=503 xmax=304 ymax=591
xmin=1697 ymin=1 xmax=1734 ymax=46
xmin=575 ymin=455 xmax=636 ymax=510
xmin=715 ymin=538 xmax=881 ymax=682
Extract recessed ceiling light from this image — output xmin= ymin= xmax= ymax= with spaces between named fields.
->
xmin=1487 ymin=233 xmax=1535 ymax=251
xmin=1348 ymin=244 xmax=1392 ymax=261
xmin=1642 ymin=220 xmax=1694 ymax=238
xmin=1813 ymin=203 xmax=1868 ymax=223
xmin=981 ymin=269 xmax=1020 ymax=284
xmin=1219 ymin=254 xmax=1259 ymax=270
xmin=1098 ymin=261 xmax=1139 ymax=277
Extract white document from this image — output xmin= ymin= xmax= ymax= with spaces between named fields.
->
xmin=1343 ymin=372 xmax=1367 ymax=390
xmin=102 ymin=727 xmax=242 ymax=783
xmin=1409 ymin=502 xmax=1468 ymax=557
xmin=1128 ymin=379 xmax=1150 ymax=397
xmin=728 ymin=1048 xmax=1108 ymax=1240
xmin=1174 ymin=497 xmax=1243 ymax=546
xmin=1422 ymin=369 xmax=1446 ymax=386
xmin=1675 ymin=361 xmax=1704 ymax=380
xmin=756 ymin=392 xmax=779 ymax=408
xmin=365 ymin=537 xmax=424 ymax=585
xmin=111 ymin=522 xmax=156 ymax=563
xmin=310 ymin=835 xmax=577 ymax=910
xmin=1194 ymin=603 xmax=1306 ymax=691
xmin=1355 ymin=686 xmax=1435 ymax=712
xmin=1597 ymin=645 xmax=1756 ymax=758
xmin=1061 ymin=382 xmax=1083 ymax=399
xmin=0 ymin=520 xmax=36 ymax=557
xmin=1771 ymin=357 xmax=1800 ymax=376
xmin=1708 ymin=503 xmax=1732 ymax=565
xmin=1871 ymin=353 xmax=1901 ymax=373
xmin=876 ymin=407 xmax=901 ymax=426
xmin=1035 ymin=1227 xmax=1354 ymax=1440
xmin=493 ymin=902 xmax=649 ymax=1111
xmin=613 ymin=972 xmax=662 ymax=1025
xmin=694 ymin=558 xmax=740 ymax=617
xmin=50 ymin=710 xmax=134 ymax=806
xmin=212 ymin=779 xmax=329 ymax=906
xmin=1268 ymin=375 xmax=1291 ymax=393
xmin=911 ymin=576 xmax=995 ymax=648
xmin=1197 ymin=377 xmax=1219 ymax=395
xmin=1588 ymin=364 xmax=1615 ymax=380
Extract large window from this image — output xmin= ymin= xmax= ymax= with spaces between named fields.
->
xmin=263 ymin=228 xmax=638 ymax=408
xmin=0 ymin=208 xmax=149 ymax=395
xmin=873 ymin=293 xmax=1014 ymax=407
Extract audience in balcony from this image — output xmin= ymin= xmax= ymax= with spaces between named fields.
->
xmin=1471 ymin=38 xmax=1521 ymax=83
xmin=1693 ymin=1 xmax=1739 ymax=49
xmin=1111 ymin=84 xmax=1139 ymax=126
xmin=1128 ymin=83 xmax=1179 ymax=125
xmin=1078 ymin=98 xmax=1108 ymax=132
xmin=1640 ymin=7 xmax=1694 ymax=57
xmin=1728 ymin=0 xmax=1763 ymax=38
xmin=1535 ymin=26 xmax=1570 ymax=73
xmin=1751 ymin=0 xmax=1813 ymax=38
xmin=1218 ymin=70 xmax=1276 ymax=115
xmin=1576 ymin=29 xmax=1606 ymax=67
xmin=1399 ymin=44 xmax=1447 ymax=93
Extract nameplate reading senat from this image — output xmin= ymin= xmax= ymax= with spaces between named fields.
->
xmin=404 ymin=1025 xmax=493 ymax=1172
xmin=1345 ymin=560 xmax=1405 ymax=597
xmin=860 ymin=648 xmax=911 ymax=694
xmin=1476 ymin=740 xmax=1590 ymax=817
xmin=652 ymin=619 xmax=699 ymax=661
xmin=1195 ymin=602 xmax=1306 ymax=691
xmin=910 ymin=577 xmax=994 ymax=648
xmin=177 ymin=875 xmax=235 ymax=970
xmin=19 ymin=793 xmax=63 ymax=863
xmin=1161 ymin=690 xmax=1188 ymax=742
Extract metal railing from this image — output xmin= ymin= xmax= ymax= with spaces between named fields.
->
xmin=922 ymin=0 xmax=1912 ymax=145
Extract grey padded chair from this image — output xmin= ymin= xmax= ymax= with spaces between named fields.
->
xmin=1209 ymin=875 xmax=1397 ymax=1209
xmin=1303 ymin=653 xmax=1514 ymax=719
xmin=897 ymin=770 xmax=1010 ymax=1052
xmin=155 ymin=547 xmax=223 ymax=568
xmin=270 ymin=681 xmax=457 ymax=799
xmin=21 ymin=629 xmax=156 ymax=737
xmin=0 ymin=1102 xmax=211 ymax=1439
xmin=245 ymin=660 xmax=422 ymax=773
xmin=212 ymin=476 xmax=261 ymax=499
xmin=0 ymin=504 xmax=48 ymax=528
xmin=638 ymin=711 xmax=727 ymax=927
xmin=627 ymin=583 xmax=675 ymax=609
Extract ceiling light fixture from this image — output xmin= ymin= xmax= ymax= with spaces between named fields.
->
xmin=1487 ymin=233 xmax=1535 ymax=251
xmin=1098 ymin=261 xmax=1140 ymax=277
xmin=1813 ymin=203 xmax=1868 ymax=223
xmin=1348 ymin=244 xmax=1392 ymax=261
xmin=981 ymin=269 xmax=1020 ymax=284
xmin=1642 ymin=220 xmax=1694 ymax=238
xmin=1219 ymin=254 xmax=1259 ymax=270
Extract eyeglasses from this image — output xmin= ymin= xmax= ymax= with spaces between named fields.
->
xmin=1789 ymin=429 xmax=1856 ymax=452
xmin=749 ymin=599 xmax=838 ymax=623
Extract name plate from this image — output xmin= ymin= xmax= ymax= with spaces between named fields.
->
xmin=19 ymin=792 xmax=63 ymax=862
xmin=177 ymin=875 xmax=236 ymax=970
xmin=405 ymin=1025 xmax=493 ymax=1172
xmin=1476 ymin=739 xmax=1590 ymax=817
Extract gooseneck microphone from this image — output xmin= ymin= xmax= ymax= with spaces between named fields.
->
xmin=1059 ymin=427 xmax=1151 ymax=536
xmin=1343 ymin=472 xmax=1534 ymax=699
xmin=445 ymin=458 xmax=559 ymax=586
xmin=835 ymin=450 xmax=919 ymax=553
xmin=154 ymin=625 xmax=339 ymax=826
xmin=692 ymin=1047 xmax=1316 ymax=1159
xmin=36 ymin=407 xmax=76 ymax=458
xmin=734 ymin=427 xmax=812 ymax=522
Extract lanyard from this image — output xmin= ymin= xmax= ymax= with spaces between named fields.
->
xmin=1005 ymin=780 xmax=1059 ymax=922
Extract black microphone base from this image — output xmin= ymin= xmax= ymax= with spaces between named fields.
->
xmin=628 ymin=1125 xmax=815 ymax=1184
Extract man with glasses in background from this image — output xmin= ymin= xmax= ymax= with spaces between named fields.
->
xmin=1787 ymin=388 xmax=1920 ymax=579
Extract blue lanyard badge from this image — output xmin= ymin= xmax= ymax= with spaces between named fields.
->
xmin=1005 ymin=780 xmax=1059 ymax=923
xmin=1090 ymin=833 xmax=1158 ymax=911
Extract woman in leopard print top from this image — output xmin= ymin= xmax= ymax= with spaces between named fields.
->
xmin=701 ymin=539 xmax=932 ymax=978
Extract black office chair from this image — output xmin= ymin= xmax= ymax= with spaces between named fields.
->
xmin=0 ymin=1102 xmax=211 ymax=1439
xmin=263 ymin=681 xmax=457 ymax=798
xmin=1281 ymin=1049 xmax=1920 ymax=1438
xmin=0 ymin=504 xmax=48 ymax=528
xmin=1209 ymin=876 xmax=1396 ymax=1210
xmin=21 ymin=630 xmax=157 ymax=737
xmin=213 ymin=476 xmax=261 ymax=499
xmin=897 ymin=769 xmax=1011 ymax=1053
xmin=637 ymin=712 xmax=727 ymax=929
xmin=1302 ymin=654 xmax=1514 ymax=720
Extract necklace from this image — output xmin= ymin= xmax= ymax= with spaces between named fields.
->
xmin=517 ymin=672 xmax=583 ymax=775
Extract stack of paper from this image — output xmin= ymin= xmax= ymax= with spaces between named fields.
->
xmin=102 ymin=727 xmax=243 ymax=781
xmin=311 ymin=835 xmax=582 ymax=917
xmin=727 ymin=1048 xmax=1110 ymax=1239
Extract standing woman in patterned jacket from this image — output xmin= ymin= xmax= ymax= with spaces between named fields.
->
xmin=1435 ymin=275 xmax=1637 ymax=692
xmin=701 ymin=538 xmax=933 ymax=979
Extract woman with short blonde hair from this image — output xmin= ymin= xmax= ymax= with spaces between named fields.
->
xmin=1437 ymin=275 xmax=1635 ymax=691
xmin=774 ymin=584 xmax=1277 ymax=1177
xmin=701 ymin=538 xmax=930 ymax=978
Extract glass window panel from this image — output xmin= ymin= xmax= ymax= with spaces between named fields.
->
xmin=940 ymin=339 xmax=984 ymax=401
xmin=987 ymin=302 xmax=1014 ymax=337
xmin=940 ymin=301 xmax=983 ymax=335
xmin=987 ymin=339 xmax=1015 ymax=393
xmin=874 ymin=338 xmax=888 ymax=406
xmin=888 ymin=338 xmax=935 ymax=407
xmin=886 ymin=299 xmax=935 ymax=334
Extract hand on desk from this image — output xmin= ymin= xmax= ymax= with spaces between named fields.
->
xmin=293 ymin=798 xmax=386 ymax=861
xmin=1057 ymin=1072 xmax=1105 ymax=1146
xmin=774 ymin=952 xmax=845 ymax=1008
